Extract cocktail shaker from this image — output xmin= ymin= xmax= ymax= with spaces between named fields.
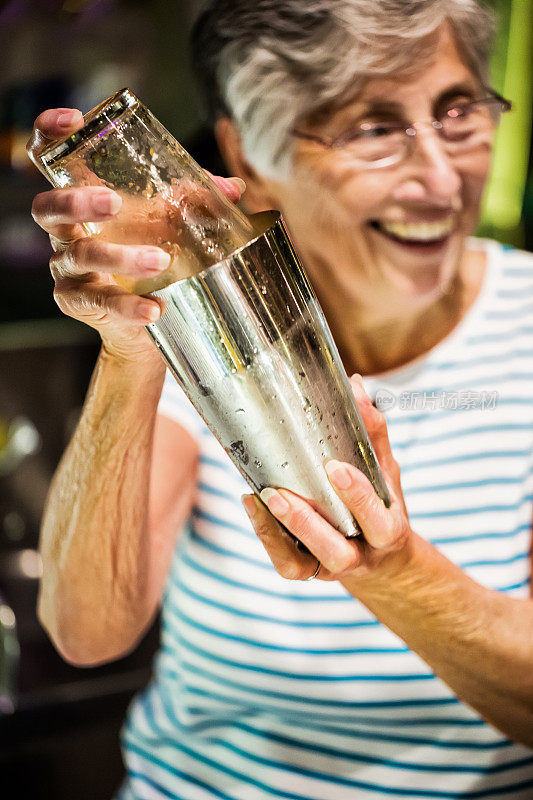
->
xmin=37 ymin=89 xmax=390 ymax=538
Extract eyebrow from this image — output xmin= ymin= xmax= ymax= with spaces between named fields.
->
xmin=355 ymin=81 xmax=479 ymax=119
xmin=434 ymin=81 xmax=479 ymax=109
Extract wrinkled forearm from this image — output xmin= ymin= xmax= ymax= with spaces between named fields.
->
xmin=38 ymin=346 xmax=166 ymax=666
xmin=343 ymin=534 xmax=533 ymax=747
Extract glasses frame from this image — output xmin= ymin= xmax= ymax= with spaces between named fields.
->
xmin=291 ymin=90 xmax=512 ymax=169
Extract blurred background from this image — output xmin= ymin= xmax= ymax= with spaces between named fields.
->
xmin=0 ymin=1 xmax=531 ymax=798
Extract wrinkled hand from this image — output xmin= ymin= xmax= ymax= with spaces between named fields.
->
xmin=27 ymin=107 xmax=245 ymax=365
xmin=242 ymin=375 xmax=413 ymax=583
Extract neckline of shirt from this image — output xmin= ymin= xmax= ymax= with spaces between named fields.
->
xmin=363 ymin=237 xmax=501 ymax=391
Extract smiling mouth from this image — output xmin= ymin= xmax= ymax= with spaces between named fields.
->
xmin=371 ymin=217 xmax=456 ymax=246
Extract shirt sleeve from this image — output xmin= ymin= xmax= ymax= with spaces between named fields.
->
xmin=157 ymin=368 xmax=206 ymax=442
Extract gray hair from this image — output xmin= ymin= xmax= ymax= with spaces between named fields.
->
xmin=191 ymin=0 xmax=496 ymax=178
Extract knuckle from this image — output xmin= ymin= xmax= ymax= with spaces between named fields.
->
xmin=85 ymin=296 xmax=106 ymax=324
xmin=327 ymin=556 xmax=344 ymax=574
xmin=68 ymin=237 xmax=85 ymax=260
xmin=337 ymin=553 xmax=360 ymax=576
xmin=68 ymin=237 xmax=92 ymax=266
xmin=381 ymin=516 xmax=406 ymax=549
xmin=49 ymin=250 xmax=61 ymax=272
xmin=328 ymin=545 xmax=354 ymax=574
xmin=49 ymin=233 xmax=70 ymax=254
xmin=89 ymin=288 xmax=106 ymax=313
xmin=64 ymin=190 xmax=84 ymax=219
xmin=348 ymin=551 xmax=361 ymax=571
xmin=350 ymin=483 xmax=375 ymax=516
xmin=53 ymin=288 xmax=73 ymax=317
xmin=68 ymin=237 xmax=94 ymax=269
xmin=50 ymin=249 xmax=70 ymax=279
xmin=61 ymin=284 xmax=105 ymax=322
xmin=393 ymin=517 xmax=410 ymax=547
xmin=52 ymin=287 xmax=65 ymax=309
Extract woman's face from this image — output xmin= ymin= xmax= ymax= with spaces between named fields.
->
xmin=260 ymin=25 xmax=494 ymax=323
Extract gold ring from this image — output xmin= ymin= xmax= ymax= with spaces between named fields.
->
xmin=304 ymin=558 xmax=321 ymax=581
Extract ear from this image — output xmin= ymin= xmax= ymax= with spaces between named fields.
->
xmin=214 ymin=116 xmax=278 ymax=213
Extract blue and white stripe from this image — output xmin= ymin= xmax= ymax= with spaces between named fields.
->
xmin=119 ymin=240 xmax=533 ymax=799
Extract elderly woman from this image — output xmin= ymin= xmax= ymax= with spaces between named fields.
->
xmin=28 ymin=0 xmax=533 ymax=798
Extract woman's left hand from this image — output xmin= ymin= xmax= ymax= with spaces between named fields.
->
xmin=242 ymin=375 xmax=413 ymax=584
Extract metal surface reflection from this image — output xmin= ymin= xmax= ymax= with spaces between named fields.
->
xmin=148 ymin=212 xmax=390 ymax=538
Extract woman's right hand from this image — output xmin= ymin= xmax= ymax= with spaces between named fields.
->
xmin=27 ymin=107 xmax=245 ymax=366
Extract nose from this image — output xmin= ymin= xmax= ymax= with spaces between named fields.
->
xmin=395 ymin=126 xmax=462 ymax=204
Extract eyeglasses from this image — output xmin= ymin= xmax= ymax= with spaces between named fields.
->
xmin=292 ymin=91 xmax=511 ymax=169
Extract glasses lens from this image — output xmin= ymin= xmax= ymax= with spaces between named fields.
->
xmin=343 ymin=123 xmax=406 ymax=165
xmin=440 ymin=100 xmax=499 ymax=146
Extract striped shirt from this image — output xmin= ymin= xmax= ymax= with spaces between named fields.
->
xmin=118 ymin=239 xmax=533 ymax=799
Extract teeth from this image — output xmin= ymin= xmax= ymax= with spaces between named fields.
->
xmin=378 ymin=217 xmax=455 ymax=242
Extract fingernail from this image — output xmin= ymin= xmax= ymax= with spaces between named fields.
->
xmin=325 ymin=460 xmax=352 ymax=490
xmin=241 ymin=494 xmax=257 ymax=520
xmin=218 ymin=176 xmax=246 ymax=195
xmin=229 ymin=177 xmax=246 ymax=193
xmin=140 ymin=302 xmax=160 ymax=322
xmin=350 ymin=373 xmax=364 ymax=386
xmin=137 ymin=249 xmax=170 ymax=271
xmin=93 ymin=191 xmax=122 ymax=215
xmin=57 ymin=110 xmax=82 ymax=128
xmin=260 ymin=488 xmax=289 ymax=515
